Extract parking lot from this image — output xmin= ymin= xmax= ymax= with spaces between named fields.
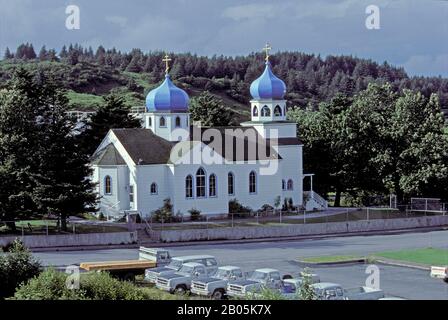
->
xmin=33 ymin=229 xmax=448 ymax=299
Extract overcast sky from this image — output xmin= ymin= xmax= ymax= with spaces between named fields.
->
xmin=0 ymin=0 xmax=447 ymax=77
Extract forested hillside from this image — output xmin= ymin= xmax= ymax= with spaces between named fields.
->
xmin=1 ymin=43 xmax=447 ymax=121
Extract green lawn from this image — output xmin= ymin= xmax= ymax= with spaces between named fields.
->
xmin=299 ymin=255 xmax=363 ymax=264
xmin=373 ymin=248 xmax=448 ymax=266
xmin=0 ymin=220 xmax=128 ymax=235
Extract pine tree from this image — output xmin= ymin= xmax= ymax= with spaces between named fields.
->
xmin=80 ymin=94 xmax=141 ymax=155
xmin=38 ymin=45 xmax=48 ymax=61
xmin=3 ymin=47 xmax=13 ymax=59
xmin=189 ymin=91 xmax=235 ymax=126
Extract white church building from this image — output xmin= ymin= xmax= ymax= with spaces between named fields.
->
xmin=91 ymin=51 xmax=327 ymax=219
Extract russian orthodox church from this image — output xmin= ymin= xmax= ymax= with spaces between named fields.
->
xmin=91 ymin=47 xmax=327 ymax=218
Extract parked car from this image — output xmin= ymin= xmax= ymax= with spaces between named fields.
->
xmin=312 ymin=283 xmax=384 ymax=300
xmin=191 ymin=266 xmax=245 ymax=299
xmin=138 ymin=247 xmax=171 ymax=265
xmin=226 ymin=268 xmax=283 ymax=298
xmin=144 ymin=255 xmax=217 ymax=284
xmin=430 ymin=266 xmax=448 ymax=283
xmin=156 ymin=262 xmax=212 ymax=294
xmin=280 ymin=274 xmax=321 ymax=299
xmin=344 ymin=286 xmax=385 ymax=300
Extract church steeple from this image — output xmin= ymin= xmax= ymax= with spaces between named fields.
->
xmin=249 ymin=44 xmax=287 ymax=122
xmin=144 ymin=53 xmax=190 ymax=142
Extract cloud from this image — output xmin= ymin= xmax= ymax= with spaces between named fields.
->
xmin=222 ymin=4 xmax=284 ymax=21
xmin=403 ymin=54 xmax=448 ymax=77
xmin=105 ymin=16 xmax=128 ymax=28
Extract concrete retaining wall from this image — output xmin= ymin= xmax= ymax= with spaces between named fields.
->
xmin=158 ymin=216 xmax=448 ymax=243
xmin=0 ymin=231 xmax=138 ymax=248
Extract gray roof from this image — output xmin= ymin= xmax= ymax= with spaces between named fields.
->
xmin=102 ymin=126 xmax=281 ymax=166
xmin=91 ymin=143 xmax=126 ymax=165
xmin=111 ymin=128 xmax=175 ymax=165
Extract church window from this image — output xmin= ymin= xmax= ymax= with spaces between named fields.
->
xmin=274 ymin=105 xmax=282 ymax=116
xmin=287 ymin=179 xmax=294 ymax=191
xmin=261 ymin=106 xmax=270 ymax=117
xmin=104 ymin=176 xmax=112 ymax=195
xmin=150 ymin=183 xmax=157 ymax=195
xmin=196 ymin=168 xmax=206 ymax=198
xmin=175 ymin=116 xmax=181 ymax=127
xmin=209 ymin=174 xmax=217 ymax=197
xmin=159 ymin=116 xmax=166 ymax=127
xmin=249 ymin=171 xmax=257 ymax=194
xmin=129 ymin=185 xmax=134 ymax=203
xmin=186 ymin=175 xmax=193 ymax=198
xmin=228 ymin=172 xmax=234 ymax=195
xmin=282 ymin=179 xmax=286 ymax=191
xmin=253 ymin=106 xmax=259 ymax=116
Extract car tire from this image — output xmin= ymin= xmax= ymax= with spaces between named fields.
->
xmin=444 ymin=277 xmax=448 ymax=284
xmin=212 ymin=289 xmax=225 ymax=300
xmin=175 ymin=285 xmax=187 ymax=295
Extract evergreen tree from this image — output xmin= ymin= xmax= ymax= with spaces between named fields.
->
xmin=80 ymin=94 xmax=141 ymax=155
xmin=38 ymin=46 xmax=48 ymax=61
xmin=3 ymin=47 xmax=13 ymax=60
xmin=189 ymin=91 xmax=235 ymax=127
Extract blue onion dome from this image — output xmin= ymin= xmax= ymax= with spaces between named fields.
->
xmin=250 ymin=61 xmax=286 ymax=100
xmin=146 ymin=74 xmax=189 ymax=112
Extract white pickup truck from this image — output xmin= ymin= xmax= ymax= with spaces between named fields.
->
xmin=312 ymin=283 xmax=385 ymax=300
xmin=191 ymin=266 xmax=245 ymax=299
xmin=156 ymin=262 xmax=214 ymax=294
xmin=430 ymin=266 xmax=448 ymax=283
xmin=145 ymin=255 xmax=217 ymax=284
xmin=226 ymin=268 xmax=283 ymax=298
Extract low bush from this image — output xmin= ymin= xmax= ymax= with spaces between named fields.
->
xmin=14 ymin=269 xmax=178 ymax=300
xmin=0 ymin=239 xmax=42 ymax=299
xmin=228 ymin=199 xmax=252 ymax=218
xmin=188 ymin=208 xmax=202 ymax=221
xmin=151 ymin=198 xmax=176 ymax=223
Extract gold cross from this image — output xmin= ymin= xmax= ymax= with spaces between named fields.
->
xmin=262 ymin=43 xmax=272 ymax=62
xmin=162 ymin=54 xmax=172 ymax=74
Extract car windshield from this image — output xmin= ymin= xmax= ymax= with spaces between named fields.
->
xmin=178 ymin=265 xmax=194 ymax=274
xmin=250 ymin=271 xmax=268 ymax=280
xmin=214 ymin=269 xmax=230 ymax=279
xmin=168 ymin=260 xmax=182 ymax=269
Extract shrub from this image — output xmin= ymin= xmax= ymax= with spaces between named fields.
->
xmin=258 ymin=204 xmax=274 ymax=214
xmin=14 ymin=268 xmax=83 ymax=300
xmin=188 ymin=208 xmax=202 ymax=221
xmin=0 ymin=239 xmax=42 ymax=299
xmin=228 ymin=199 xmax=252 ymax=218
xmin=14 ymin=270 xmax=165 ymax=300
xmin=151 ymin=198 xmax=175 ymax=223
xmin=297 ymin=268 xmax=318 ymax=300
xmin=80 ymin=272 xmax=149 ymax=300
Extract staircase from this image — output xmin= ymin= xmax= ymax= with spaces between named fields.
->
xmin=303 ymin=191 xmax=328 ymax=211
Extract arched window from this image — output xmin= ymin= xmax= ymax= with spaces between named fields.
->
xmin=261 ymin=105 xmax=271 ymax=117
xmin=150 ymin=183 xmax=157 ymax=195
xmin=159 ymin=116 xmax=166 ymax=127
xmin=274 ymin=105 xmax=282 ymax=116
xmin=282 ymin=179 xmax=286 ymax=191
xmin=209 ymin=174 xmax=217 ymax=197
xmin=185 ymin=175 xmax=193 ymax=198
xmin=104 ymin=176 xmax=112 ymax=194
xmin=196 ymin=168 xmax=206 ymax=198
xmin=228 ymin=172 xmax=234 ymax=195
xmin=175 ymin=116 xmax=181 ymax=127
xmin=253 ymin=106 xmax=259 ymax=116
xmin=287 ymin=179 xmax=293 ymax=191
xmin=249 ymin=171 xmax=257 ymax=194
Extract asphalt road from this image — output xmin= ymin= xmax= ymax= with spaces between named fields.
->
xmin=33 ymin=229 xmax=448 ymax=299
